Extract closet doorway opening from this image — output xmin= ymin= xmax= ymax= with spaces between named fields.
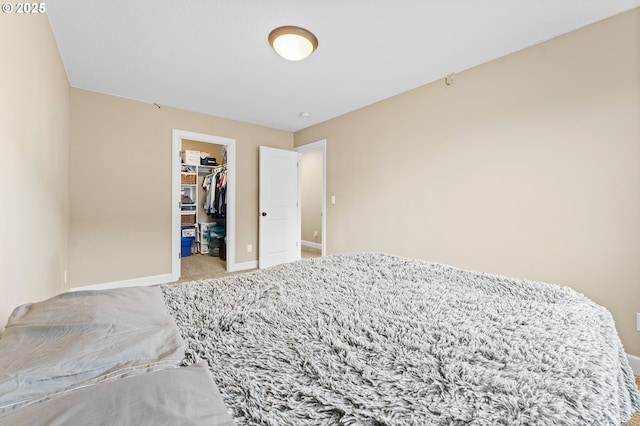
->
xmin=171 ymin=130 xmax=236 ymax=281
xmin=295 ymin=139 xmax=326 ymax=257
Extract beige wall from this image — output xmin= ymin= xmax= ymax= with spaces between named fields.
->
xmin=69 ymin=89 xmax=291 ymax=286
xmin=301 ymin=149 xmax=323 ymax=244
xmin=0 ymin=13 xmax=70 ymax=327
xmin=295 ymin=10 xmax=640 ymax=355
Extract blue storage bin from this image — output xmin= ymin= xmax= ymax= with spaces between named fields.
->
xmin=181 ymin=236 xmax=194 ymax=257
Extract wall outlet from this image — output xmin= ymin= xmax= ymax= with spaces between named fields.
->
xmin=313 ymin=231 xmax=318 ymax=237
xmin=637 ymin=312 xmax=640 ymax=332
xmin=247 ymin=244 xmax=253 ymax=253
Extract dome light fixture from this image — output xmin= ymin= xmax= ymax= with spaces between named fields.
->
xmin=268 ymin=26 xmax=318 ymax=61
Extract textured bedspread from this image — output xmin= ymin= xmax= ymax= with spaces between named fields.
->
xmin=162 ymin=253 xmax=640 ymax=425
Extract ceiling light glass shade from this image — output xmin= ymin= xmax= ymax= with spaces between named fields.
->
xmin=269 ymin=26 xmax=318 ymax=61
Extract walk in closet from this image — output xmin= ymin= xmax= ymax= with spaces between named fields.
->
xmin=180 ymin=140 xmax=227 ymax=261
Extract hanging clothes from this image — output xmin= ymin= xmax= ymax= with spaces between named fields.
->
xmin=217 ymin=169 xmax=226 ymax=218
xmin=202 ymin=173 xmax=213 ymax=214
xmin=202 ymin=165 xmax=227 ymax=218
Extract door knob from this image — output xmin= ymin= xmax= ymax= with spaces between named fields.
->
xmin=261 ymin=212 xmax=267 ymax=216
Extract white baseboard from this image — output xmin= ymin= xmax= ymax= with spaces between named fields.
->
xmin=628 ymin=353 xmax=640 ymax=376
xmin=70 ymin=260 xmax=259 ymax=291
xmin=301 ymin=240 xmax=322 ymax=250
xmin=228 ymin=260 xmax=258 ymax=272
xmin=70 ymin=273 xmax=173 ymax=292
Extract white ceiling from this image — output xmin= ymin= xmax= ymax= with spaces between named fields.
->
xmin=47 ymin=1 xmax=639 ymax=132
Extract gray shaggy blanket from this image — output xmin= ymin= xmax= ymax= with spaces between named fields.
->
xmin=161 ymin=253 xmax=640 ymax=425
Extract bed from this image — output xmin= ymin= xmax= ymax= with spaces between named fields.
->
xmin=1 ymin=253 xmax=639 ymax=425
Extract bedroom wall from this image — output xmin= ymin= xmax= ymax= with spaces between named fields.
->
xmin=294 ymin=9 xmax=640 ymax=356
xmin=301 ymin=149 xmax=323 ymax=244
xmin=69 ymin=89 xmax=291 ymax=287
xmin=0 ymin=13 xmax=70 ymax=327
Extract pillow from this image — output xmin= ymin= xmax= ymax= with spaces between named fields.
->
xmin=0 ymin=286 xmax=185 ymax=413
xmin=0 ymin=362 xmax=235 ymax=426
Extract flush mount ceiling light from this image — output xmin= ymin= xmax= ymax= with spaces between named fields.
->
xmin=268 ymin=26 xmax=318 ymax=61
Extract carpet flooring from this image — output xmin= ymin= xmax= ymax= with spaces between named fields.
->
xmin=177 ymin=253 xmax=236 ymax=284
xmin=177 ymin=247 xmax=321 ymax=283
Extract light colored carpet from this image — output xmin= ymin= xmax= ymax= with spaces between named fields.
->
xmin=177 ymin=254 xmax=237 ymax=284
xmin=177 ymin=248 xmax=321 ymax=284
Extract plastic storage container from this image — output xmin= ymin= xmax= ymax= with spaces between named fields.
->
xmin=208 ymin=236 xmax=224 ymax=257
xmin=181 ymin=236 xmax=194 ymax=257
xmin=181 ymin=226 xmax=196 ymax=237
xmin=207 ymin=225 xmax=226 ymax=257
xmin=182 ymin=150 xmax=200 ymax=166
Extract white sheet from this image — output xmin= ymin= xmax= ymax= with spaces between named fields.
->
xmin=0 ymin=286 xmax=185 ymax=414
xmin=0 ymin=362 xmax=234 ymax=426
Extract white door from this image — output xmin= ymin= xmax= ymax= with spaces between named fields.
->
xmin=259 ymin=146 xmax=301 ymax=269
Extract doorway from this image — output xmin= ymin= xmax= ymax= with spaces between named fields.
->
xmin=171 ymin=129 xmax=236 ymax=281
xmin=294 ymin=139 xmax=326 ymax=257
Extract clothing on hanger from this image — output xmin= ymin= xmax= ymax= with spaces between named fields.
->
xmin=202 ymin=165 xmax=227 ymax=218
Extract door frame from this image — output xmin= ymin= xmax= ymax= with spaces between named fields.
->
xmin=294 ymin=139 xmax=327 ymax=257
xmin=171 ymin=129 xmax=236 ymax=281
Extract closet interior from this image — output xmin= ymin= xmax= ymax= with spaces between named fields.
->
xmin=180 ymin=140 xmax=227 ymax=263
